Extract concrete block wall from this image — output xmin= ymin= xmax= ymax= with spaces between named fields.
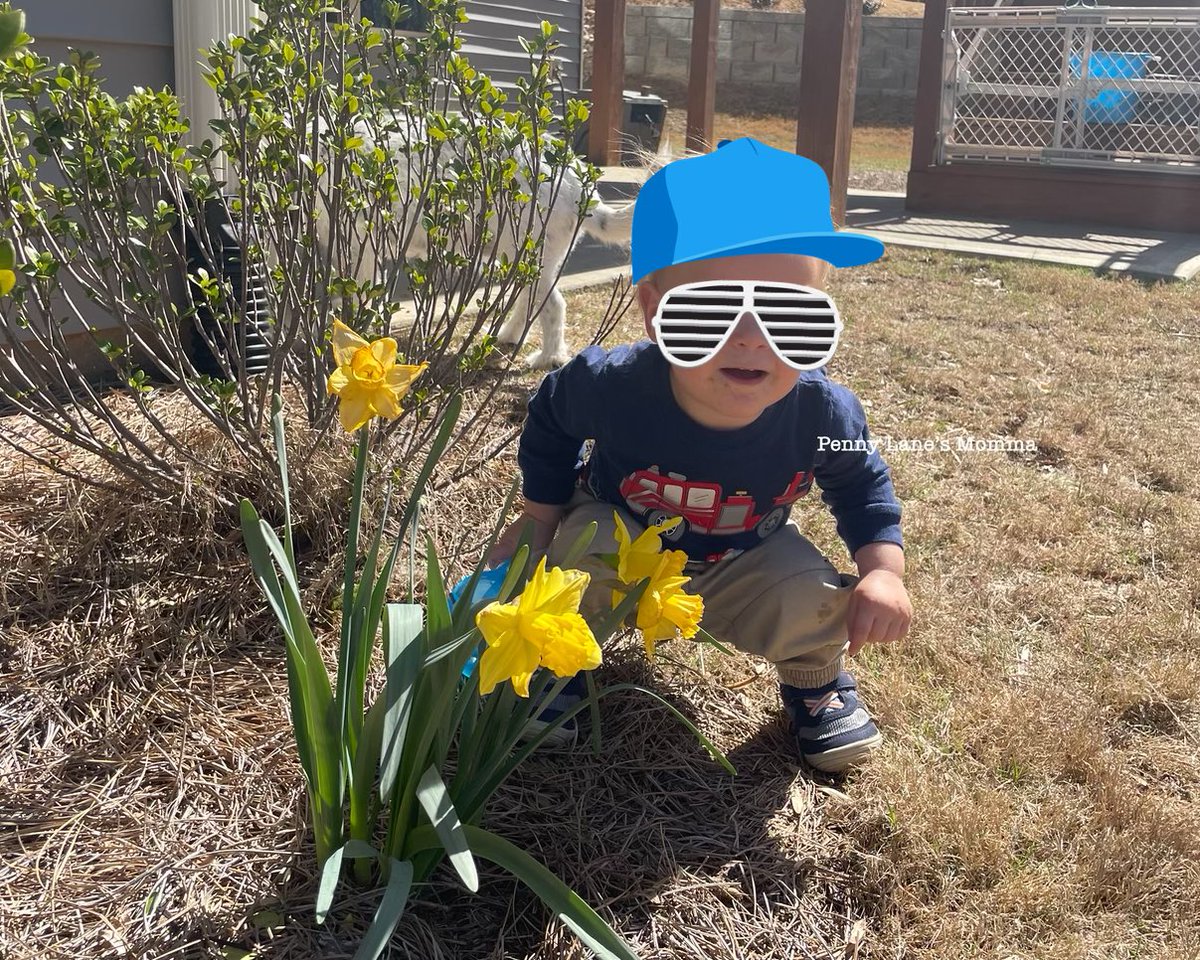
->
xmin=624 ymin=5 xmax=924 ymax=120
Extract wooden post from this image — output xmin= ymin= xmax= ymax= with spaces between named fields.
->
xmin=795 ymin=0 xmax=862 ymax=225
xmin=687 ymin=0 xmax=720 ymax=153
xmin=589 ymin=0 xmax=626 ymax=166
xmin=908 ymin=0 xmax=948 ymax=175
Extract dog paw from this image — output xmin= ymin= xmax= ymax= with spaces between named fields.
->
xmin=526 ymin=347 xmax=572 ymax=370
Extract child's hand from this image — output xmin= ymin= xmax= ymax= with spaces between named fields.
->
xmin=846 ymin=569 xmax=912 ymax=657
xmin=487 ymin=502 xmax=565 ymax=567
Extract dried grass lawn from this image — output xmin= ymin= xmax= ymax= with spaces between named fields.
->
xmin=3 ymin=246 xmax=1199 ymax=959
xmin=640 ymin=76 xmax=915 ymax=192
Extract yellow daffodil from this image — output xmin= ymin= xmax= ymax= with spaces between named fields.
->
xmin=0 ymin=239 xmax=15 ymax=297
xmin=611 ymin=512 xmax=704 ymax=659
xmin=631 ymin=551 xmax=705 ymax=659
xmin=475 ymin=557 xmax=602 ymax=697
xmin=326 ymin=318 xmax=427 ymax=432
xmin=611 ymin=509 xmax=681 ymax=581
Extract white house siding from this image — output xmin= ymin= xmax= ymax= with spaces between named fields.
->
xmin=24 ymin=0 xmax=175 ymax=95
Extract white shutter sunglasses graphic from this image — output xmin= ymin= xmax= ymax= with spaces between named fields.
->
xmin=652 ymin=280 xmax=843 ymax=371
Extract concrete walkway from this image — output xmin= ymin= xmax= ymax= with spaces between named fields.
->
xmin=845 ymin=189 xmax=1200 ymax=283
xmin=565 ymin=170 xmax=1200 ymax=285
xmin=391 ymin=169 xmax=1199 ymax=327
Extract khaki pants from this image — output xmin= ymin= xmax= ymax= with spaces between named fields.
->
xmin=545 ymin=489 xmax=857 ymax=688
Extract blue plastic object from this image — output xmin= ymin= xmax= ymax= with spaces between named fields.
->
xmin=448 ymin=559 xmax=511 ymax=680
xmin=1068 ymin=51 xmax=1151 ymax=124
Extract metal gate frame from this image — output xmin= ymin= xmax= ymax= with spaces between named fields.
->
xmin=937 ymin=5 xmax=1200 ymax=174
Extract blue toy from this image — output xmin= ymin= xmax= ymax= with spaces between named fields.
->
xmin=447 ymin=559 xmax=511 ymax=679
xmin=1068 ymin=51 xmax=1152 ymax=124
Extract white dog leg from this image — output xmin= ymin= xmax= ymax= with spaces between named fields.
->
xmin=497 ymin=284 xmax=533 ymax=347
xmin=526 ymin=285 xmax=570 ymax=370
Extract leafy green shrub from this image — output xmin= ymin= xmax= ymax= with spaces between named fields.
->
xmin=0 ymin=0 xmax=600 ymax=513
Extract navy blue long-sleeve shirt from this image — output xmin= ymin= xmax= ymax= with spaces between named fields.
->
xmin=518 ymin=340 xmax=903 ymax=564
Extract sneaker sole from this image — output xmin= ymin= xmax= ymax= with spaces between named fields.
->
xmin=517 ymin=718 xmax=579 ymax=749
xmin=802 ymin=730 xmax=884 ymax=773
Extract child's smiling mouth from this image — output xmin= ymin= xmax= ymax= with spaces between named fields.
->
xmin=720 ymin=367 xmax=768 ymax=384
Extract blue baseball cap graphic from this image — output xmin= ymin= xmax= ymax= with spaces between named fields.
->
xmin=630 ymin=137 xmax=885 ymax=284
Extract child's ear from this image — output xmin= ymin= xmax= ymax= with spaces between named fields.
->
xmin=637 ymin=280 xmax=661 ymax=339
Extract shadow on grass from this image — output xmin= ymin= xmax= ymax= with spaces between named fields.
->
xmin=160 ymin=648 xmax=849 ymax=959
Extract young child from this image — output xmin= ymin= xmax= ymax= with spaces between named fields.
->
xmin=490 ymin=137 xmax=912 ymax=774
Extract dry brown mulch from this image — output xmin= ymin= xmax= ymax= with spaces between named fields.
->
xmin=3 ymin=244 xmax=1200 ymax=959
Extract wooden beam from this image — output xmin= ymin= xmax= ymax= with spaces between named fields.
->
xmin=589 ymin=0 xmax=626 ymax=166
xmin=909 ymin=0 xmax=948 ymax=176
xmin=686 ymin=0 xmax=720 ymax=153
xmin=906 ymin=163 xmax=1200 ymax=234
xmin=795 ymin=0 xmax=862 ymax=225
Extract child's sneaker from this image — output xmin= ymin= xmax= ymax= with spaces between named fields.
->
xmin=517 ymin=672 xmax=588 ymax=748
xmin=780 ymin=671 xmax=883 ymax=773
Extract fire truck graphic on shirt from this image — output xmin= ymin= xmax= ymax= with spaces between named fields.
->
xmin=618 ymin=466 xmax=814 ymax=542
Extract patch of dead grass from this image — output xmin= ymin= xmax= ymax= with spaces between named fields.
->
xmin=2 ymin=246 xmax=1199 ymax=959
xmin=625 ymin=75 xmax=915 ymax=191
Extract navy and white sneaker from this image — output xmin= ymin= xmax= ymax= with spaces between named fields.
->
xmin=518 ymin=672 xmax=588 ymax=748
xmin=781 ymin=671 xmax=884 ymax=773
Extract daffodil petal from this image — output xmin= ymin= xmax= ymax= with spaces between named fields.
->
xmin=636 ymin=589 xmax=664 ymax=634
xmin=651 ymin=515 xmax=683 ymax=536
xmin=351 ymin=347 xmax=385 ymax=380
xmin=385 ymin=361 xmax=428 ymax=396
xmin=327 ymin=366 xmax=351 ymax=396
xmin=612 ymin=510 xmax=663 ymax=584
xmin=662 ymin=590 xmax=704 ymax=638
xmin=635 ymin=579 xmax=704 ymax=649
xmin=650 ymin=548 xmax=689 ymax=583
xmin=476 ymin=602 xmax=542 ymax=697
xmin=477 ymin=601 xmax=519 ymax=647
xmin=477 ymin=640 xmax=541 ymax=697
xmin=337 ymin=383 xmax=375 ymax=432
xmin=519 ymin=557 xmax=589 ymax=620
xmin=331 ymin=318 xmax=371 ymax=367
xmin=612 ymin=512 xmax=631 ymax=553
xmin=371 ymin=385 xmax=402 ymax=419
xmin=370 ymin=336 xmax=398 ymax=368
xmin=630 ymin=524 xmax=665 ymax=555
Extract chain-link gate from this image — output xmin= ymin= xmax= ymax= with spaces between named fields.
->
xmin=938 ymin=5 xmax=1200 ymax=173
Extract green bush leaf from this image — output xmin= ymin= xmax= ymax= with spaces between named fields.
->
xmin=0 ymin=9 xmax=24 ymax=58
